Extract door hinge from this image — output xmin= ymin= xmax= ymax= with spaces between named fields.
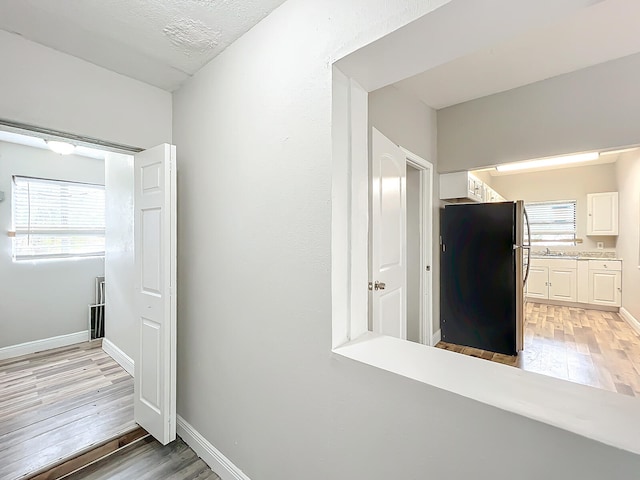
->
xmin=368 ymin=282 xmax=373 ymax=291
xmin=426 ymin=265 xmax=431 ymax=272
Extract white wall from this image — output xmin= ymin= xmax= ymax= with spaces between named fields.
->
xmin=616 ymin=152 xmax=640 ymax=321
xmin=438 ymin=52 xmax=640 ymax=173
xmin=368 ymin=84 xmax=441 ymax=335
xmin=0 ymin=30 xmax=172 ymax=149
xmin=104 ymin=153 xmax=135 ymax=360
xmin=172 ymin=1 xmax=640 ymax=479
xmin=0 ymin=30 xmax=172 ymax=357
xmin=0 ymin=141 xmax=104 ymax=348
xmin=489 ymin=163 xmax=618 ymax=251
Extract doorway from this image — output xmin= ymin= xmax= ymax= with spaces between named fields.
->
xmin=370 ymin=127 xmax=433 ymax=345
xmin=0 ymin=120 xmax=177 ymax=475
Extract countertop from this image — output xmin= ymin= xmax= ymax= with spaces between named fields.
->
xmin=530 ymin=250 xmax=620 ymax=261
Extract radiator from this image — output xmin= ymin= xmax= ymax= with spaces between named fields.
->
xmin=89 ymin=276 xmax=105 ymax=340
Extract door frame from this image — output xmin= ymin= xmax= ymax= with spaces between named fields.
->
xmin=401 ymin=148 xmax=434 ymax=346
xmin=0 ymin=119 xmax=177 ymax=445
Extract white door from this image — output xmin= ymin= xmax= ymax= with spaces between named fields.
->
xmin=371 ymin=128 xmax=406 ymax=339
xmin=134 ymin=144 xmax=177 ymax=445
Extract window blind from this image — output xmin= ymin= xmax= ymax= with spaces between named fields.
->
xmin=525 ymin=200 xmax=577 ymax=245
xmin=12 ymin=176 xmax=105 ymax=259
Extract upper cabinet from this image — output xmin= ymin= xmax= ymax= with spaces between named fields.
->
xmin=440 ymin=172 xmax=483 ymax=202
xmin=440 ymin=172 xmax=505 ymax=203
xmin=587 ymin=192 xmax=618 ymax=236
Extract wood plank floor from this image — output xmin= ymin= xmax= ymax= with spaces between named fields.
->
xmin=64 ymin=436 xmax=220 ymax=480
xmin=0 ymin=340 xmax=136 ymax=480
xmin=437 ymin=302 xmax=640 ymax=397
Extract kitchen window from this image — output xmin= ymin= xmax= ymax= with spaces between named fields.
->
xmin=525 ymin=200 xmax=577 ymax=245
xmin=11 ymin=176 xmax=105 ymax=260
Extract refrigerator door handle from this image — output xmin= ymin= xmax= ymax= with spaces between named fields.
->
xmin=523 ymin=208 xmax=532 ymax=286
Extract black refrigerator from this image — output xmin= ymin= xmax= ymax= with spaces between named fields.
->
xmin=440 ymin=201 xmax=528 ymax=356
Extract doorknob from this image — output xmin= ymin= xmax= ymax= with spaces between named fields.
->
xmin=368 ymin=281 xmax=386 ymax=291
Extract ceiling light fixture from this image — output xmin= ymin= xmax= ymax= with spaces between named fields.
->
xmin=46 ymin=140 xmax=75 ymax=155
xmin=600 ymin=147 xmax=638 ymax=156
xmin=495 ymin=152 xmax=599 ymax=172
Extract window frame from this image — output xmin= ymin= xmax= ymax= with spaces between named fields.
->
xmin=11 ymin=175 xmax=106 ymax=261
xmin=525 ymin=200 xmax=577 ymax=246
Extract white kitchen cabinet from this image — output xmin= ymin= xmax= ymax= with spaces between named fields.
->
xmin=587 ymin=192 xmax=618 ymax=235
xmin=526 ymin=266 xmax=549 ymax=299
xmin=526 ymin=259 xmax=577 ymax=301
xmin=588 ymin=260 xmax=622 ymax=307
xmin=439 ymin=172 xmax=484 ymax=202
xmin=440 ymin=171 xmax=506 ymax=203
xmin=548 ymin=268 xmax=577 ymax=302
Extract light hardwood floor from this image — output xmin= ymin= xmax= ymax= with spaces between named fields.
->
xmin=437 ymin=302 xmax=640 ymax=397
xmin=0 ymin=340 xmax=137 ymax=479
xmin=64 ymin=436 xmax=219 ymax=480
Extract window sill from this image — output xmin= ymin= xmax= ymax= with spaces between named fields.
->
xmin=333 ymin=332 xmax=640 ymax=455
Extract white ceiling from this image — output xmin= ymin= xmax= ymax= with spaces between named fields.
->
xmin=394 ymin=0 xmax=640 ymax=109
xmin=0 ymin=0 xmax=287 ymax=91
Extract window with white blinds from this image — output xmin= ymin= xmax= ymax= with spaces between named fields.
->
xmin=525 ymin=200 xmax=577 ymax=246
xmin=12 ymin=176 xmax=105 ymax=259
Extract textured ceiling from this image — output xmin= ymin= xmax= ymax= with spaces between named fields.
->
xmin=0 ymin=0 xmax=287 ymax=91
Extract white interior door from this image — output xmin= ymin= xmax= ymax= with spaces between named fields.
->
xmin=134 ymin=143 xmax=177 ymax=445
xmin=371 ymin=128 xmax=406 ymax=339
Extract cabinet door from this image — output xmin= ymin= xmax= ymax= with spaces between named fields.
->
xmin=587 ymin=192 xmax=618 ymax=235
xmin=526 ymin=266 xmax=549 ymax=299
xmin=589 ymin=270 xmax=621 ymax=306
xmin=549 ymin=268 xmax=577 ymax=302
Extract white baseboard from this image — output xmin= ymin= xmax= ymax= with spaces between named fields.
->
xmin=177 ymin=415 xmax=251 ymax=480
xmin=620 ymin=308 xmax=640 ymax=336
xmin=431 ymin=329 xmax=441 ymax=346
xmin=102 ymin=337 xmax=135 ymax=376
xmin=0 ymin=330 xmax=89 ymax=361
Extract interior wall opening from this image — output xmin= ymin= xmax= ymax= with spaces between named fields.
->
xmin=331 ymin=0 xmax=640 ymax=456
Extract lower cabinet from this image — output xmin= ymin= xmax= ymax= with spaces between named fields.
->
xmin=527 ymin=258 xmax=622 ymax=307
xmin=525 ymin=260 xmax=577 ymax=302
xmin=549 ymin=268 xmax=577 ymax=301
xmin=589 ymin=269 xmax=622 ymax=306
xmin=525 ymin=266 xmax=548 ymax=299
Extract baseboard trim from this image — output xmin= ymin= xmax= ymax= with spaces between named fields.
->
xmin=431 ymin=329 xmax=441 ymax=346
xmin=102 ymin=338 xmax=135 ymax=376
xmin=177 ymin=415 xmax=251 ymax=480
xmin=0 ymin=330 xmax=89 ymax=361
xmin=620 ymin=308 xmax=640 ymax=336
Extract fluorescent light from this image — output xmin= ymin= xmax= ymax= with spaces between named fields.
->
xmin=46 ymin=140 xmax=75 ymax=155
xmin=600 ymin=147 xmax=638 ymax=156
xmin=495 ymin=152 xmax=599 ymax=172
